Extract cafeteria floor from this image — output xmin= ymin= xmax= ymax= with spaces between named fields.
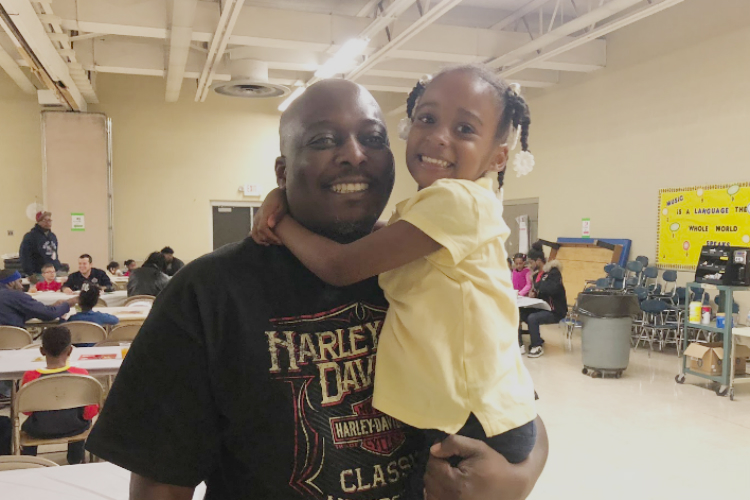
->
xmin=4 ymin=325 xmax=749 ymax=499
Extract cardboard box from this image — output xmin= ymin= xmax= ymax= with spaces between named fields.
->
xmin=684 ymin=342 xmax=750 ymax=376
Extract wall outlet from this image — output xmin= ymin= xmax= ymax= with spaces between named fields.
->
xmin=7 ymin=230 xmax=13 ymax=236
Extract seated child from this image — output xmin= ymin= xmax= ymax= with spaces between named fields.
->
xmin=512 ymin=253 xmax=532 ymax=296
xmin=66 ymin=284 xmax=119 ymax=327
xmin=35 ymin=264 xmax=62 ymax=292
xmin=20 ymin=326 xmax=100 ymax=464
xmin=26 ymin=273 xmax=40 ymax=293
xmin=106 ymin=261 xmax=122 ymax=278
xmin=123 ymin=259 xmax=136 ymax=277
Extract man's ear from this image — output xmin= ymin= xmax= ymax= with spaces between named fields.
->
xmin=488 ymin=144 xmax=509 ymax=174
xmin=275 ymin=156 xmax=287 ymax=189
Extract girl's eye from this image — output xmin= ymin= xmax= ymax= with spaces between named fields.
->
xmin=416 ymin=113 xmax=435 ymax=124
xmin=457 ymin=124 xmax=475 ymax=135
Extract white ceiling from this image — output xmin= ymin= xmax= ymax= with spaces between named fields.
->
xmin=0 ymin=0 xmax=685 ymax=111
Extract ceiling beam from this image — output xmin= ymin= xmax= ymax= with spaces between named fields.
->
xmin=165 ymin=0 xmax=198 ymax=102
xmin=0 ymin=38 xmax=36 ymax=92
xmin=490 ymin=0 xmax=553 ymax=31
xmin=347 ymin=0 xmax=465 ymax=81
xmin=195 ymin=0 xmax=246 ymax=102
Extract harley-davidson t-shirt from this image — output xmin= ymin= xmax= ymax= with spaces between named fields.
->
xmin=86 ymin=238 xmax=422 ymax=500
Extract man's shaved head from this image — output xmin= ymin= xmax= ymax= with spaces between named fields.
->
xmin=274 ymin=79 xmax=394 ymax=241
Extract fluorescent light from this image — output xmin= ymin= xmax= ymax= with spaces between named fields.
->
xmin=278 ymin=86 xmax=306 ymax=112
xmin=314 ymin=38 xmax=370 ymax=79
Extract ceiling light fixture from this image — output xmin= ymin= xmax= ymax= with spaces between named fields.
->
xmin=314 ymin=38 xmax=370 ymax=79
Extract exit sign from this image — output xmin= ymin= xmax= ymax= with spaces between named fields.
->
xmin=241 ymin=184 xmax=262 ymax=197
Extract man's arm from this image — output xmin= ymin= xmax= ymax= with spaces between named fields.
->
xmin=19 ymin=293 xmax=72 ymax=321
xmin=130 ymin=474 xmax=195 ymax=500
xmin=425 ymin=416 xmax=549 ymax=500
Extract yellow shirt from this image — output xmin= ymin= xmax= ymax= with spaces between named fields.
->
xmin=375 ymin=177 xmax=536 ymax=436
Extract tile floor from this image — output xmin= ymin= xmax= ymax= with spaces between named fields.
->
xmin=4 ymin=324 xmax=749 ymax=498
xmin=526 ymin=324 xmax=750 ymax=500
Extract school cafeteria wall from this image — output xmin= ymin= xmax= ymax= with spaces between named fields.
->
xmin=504 ymin=0 xmax=750 ymax=314
xmin=0 ymin=71 xmax=43 ymax=261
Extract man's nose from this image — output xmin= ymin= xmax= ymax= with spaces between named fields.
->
xmin=337 ymin=136 xmax=367 ymax=167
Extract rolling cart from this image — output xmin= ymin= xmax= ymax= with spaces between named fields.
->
xmin=676 ymin=283 xmax=750 ymax=397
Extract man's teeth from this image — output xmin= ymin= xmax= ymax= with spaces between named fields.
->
xmin=420 ymin=155 xmax=451 ymax=168
xmin=331 ymin=183 xmax=369 ymax=193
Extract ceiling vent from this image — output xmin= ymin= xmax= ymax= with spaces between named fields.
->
xmin=212 ymin=59 xmax=289 ymax=98
xmin=37 ymin=89 xmax=67 ymax=108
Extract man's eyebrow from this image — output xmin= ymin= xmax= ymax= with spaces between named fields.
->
xmin=305 ymin=118 xmax=386 ymax=129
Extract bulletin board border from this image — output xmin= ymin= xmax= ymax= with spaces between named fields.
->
xmin=656 ymin=182 xmax=750 ymax=271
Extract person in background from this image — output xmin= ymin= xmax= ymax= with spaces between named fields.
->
xmin=519 ymin=242 xmax=567 ymax=358
xmin=127 ymin=252 xmax=170 ymax=297
xmin=0 ymin=269 xmax=77 ymax=328
xmin=27 ymin=274 xmax=40 ymax=293
xmin=123 ymin=260 xmax=136 ymax=277
xmin=20 ymin=326 xmax=100 ymax=464
xmin=512 ymin=253 xmax=532 ymax=297
xmin=66 ymin=284 xmax=119 ymax=327
xmin=62 ymin=255 xmax=113 ymax=293
xmin=19 ymin=211 xmax=60 ymax=276
xmin=106 ymin=261 xmax=122 ymax=278
xmin=36 ymin=264 xmax=63 ymax=292
xmin=160 ymin=246 xmax=184 ymax=276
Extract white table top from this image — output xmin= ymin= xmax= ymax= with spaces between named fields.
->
xmin=28 ymin=290 xmax=128 ymax=307
xmin=0 ymin=346 xmax=124 ymax=381
xmin=517 ymin=296 xmax=552 ymax=311
xmin=0 ymin=462 xmax=206 ymax=500
xmin=91 ymin=306 xmax=150 ymax=321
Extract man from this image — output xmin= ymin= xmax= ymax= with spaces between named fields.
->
xmin=62 ymin=254 xmax=112 ymax=293
xmin=519 ymin=243 xmax=567 ymax=358
xmin=161 ymin=247 xmax=184 ymax=276
xmin=19 ymin=211 xmax=60 ymax=276
xmin=127 ymin=252 xmax=170 ymax=297
xmin=0 ymin=269 xmax=78 ymax=328
xmin=86 ymin=80 xmax=548 ymax=500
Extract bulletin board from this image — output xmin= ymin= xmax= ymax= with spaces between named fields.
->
xmin=657 ymin=183 xmax=750 ymax=270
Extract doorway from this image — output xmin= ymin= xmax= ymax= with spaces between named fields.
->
xmin=503 ymin=198 xmax=539 ymax=258
xmin=211 ymin=202 xmax=259 ymax=250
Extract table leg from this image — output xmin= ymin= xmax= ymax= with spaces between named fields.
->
xmin=10 ymin=379 xmax=18 ymax=454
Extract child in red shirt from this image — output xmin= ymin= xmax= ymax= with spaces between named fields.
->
xmin=35 ymin=264 xmax=62 ymax=292
xmin=21 ymin=326 xmax=99 ymax=464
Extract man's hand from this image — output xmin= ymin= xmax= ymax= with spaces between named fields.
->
xmin=424 ymin=416 xmax=548 ymax=500
xmin=62 ymin=287 xmax=73 ymax=295
xmin=66 ymin=296 xmax=80 ymax=307
xmin=251 ymin=188 xmax=288 ymax=246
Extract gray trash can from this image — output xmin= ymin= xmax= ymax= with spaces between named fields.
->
xmin=576 ymin=291 xmax=640 ymax=378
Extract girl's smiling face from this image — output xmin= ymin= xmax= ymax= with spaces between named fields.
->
xmin=405 ymin=70 xmax=509 ymax=190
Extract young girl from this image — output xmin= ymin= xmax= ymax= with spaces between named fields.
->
xmin=512 ymin=253 xmax=532 ymax=297
xmin=254 ymin=65 xmax=537 ymax=492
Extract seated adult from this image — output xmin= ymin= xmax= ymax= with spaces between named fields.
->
xmin=0 ymin=269 xmax=78 ymax=328
xmin=519 ymin=242 xmax=568 ymax=358
xmin=126 ymin=252 xmax=170 ymax=297
xmin=62 ymin=254 xmax=112 ymax=293
xmin=161 ymin=246 xmax=184 ymax=277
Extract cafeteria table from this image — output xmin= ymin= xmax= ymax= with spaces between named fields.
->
xmin=28 ymin=290 xmax=128 ymax=307
xmin=0 ymin=462 xmax=206 ymax=500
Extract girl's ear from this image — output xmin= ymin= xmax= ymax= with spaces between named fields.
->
xmin=488 ymin=144 xmax=509 ymax=173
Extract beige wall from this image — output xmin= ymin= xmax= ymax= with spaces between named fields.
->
xmin=505 ymin=0 xmax=750 ymax=314
xmin=0 ymin=71 xmax=42 ymax=260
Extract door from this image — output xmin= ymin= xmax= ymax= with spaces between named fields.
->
xmin=502 ymin=199 xmax=539 ymax=258
xmin=212 ymin=206 xmax=256 ymax=250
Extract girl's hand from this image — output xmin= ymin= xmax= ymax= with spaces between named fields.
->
xmin=251 ymin=188 xmax=288 ymax=246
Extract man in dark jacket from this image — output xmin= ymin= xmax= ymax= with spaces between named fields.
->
xmin=160 ymin=246 xmax=184 ymax=276
xmin=19 ymin=212 xmax=61 ymax=276
xmin=519 ymin=243 xmax=568 ymax=358
xmin=62 ymin=254 xmax=113 ymax=293
xmin=0 ymin=269 xmax=78 ymax=328
xmin=127 ymin=252 xmax=170 ymax=297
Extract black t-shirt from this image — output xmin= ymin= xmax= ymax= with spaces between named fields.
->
xmin=86 ymin=239 xmax=422 ymax=500
xmin=64 ymin=268 xmax=112 ymax=291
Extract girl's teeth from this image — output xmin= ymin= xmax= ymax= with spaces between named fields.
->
xmin=331 ymin=183 xmax=369 ymax=193
xmin=421 ymin=155 xmax=450 ymax=168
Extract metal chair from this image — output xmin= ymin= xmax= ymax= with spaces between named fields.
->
xmin=0 ymin=327 xmax=33 ymax=350
xmin=12 ymin=373 xmax=104 ymax=456
xmin=661 ymin=270 xmax=678 ymax=297
xmin=625 ymin=261 xmax=644 ymax=288
xmin=63 ymin=322 xmax=107 ymax=345
xmin=603 ymin=263 xmax=616 ymax=275
xmin=124 ymin=295 xmax=155 ymax=306
xmin=107 ymin=324 xmax=140 ymax=342
xmin=635 ymin=256 xmax=649 ymax=268
xmin=642 ymin=266 xmax=659 ymax=290
xmin=0 ymin=455 xmax=59 ymax=470
xmin=586 ymin=278 xmax=612 ymax=291
xmin=608 ymin=266 xmax=626 ymax=290
xmin=634 ymin=299 xmax=677 ymax=352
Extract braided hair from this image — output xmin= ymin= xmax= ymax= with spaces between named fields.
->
xmin=404 ymin=65 xmax=532 ymax=188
